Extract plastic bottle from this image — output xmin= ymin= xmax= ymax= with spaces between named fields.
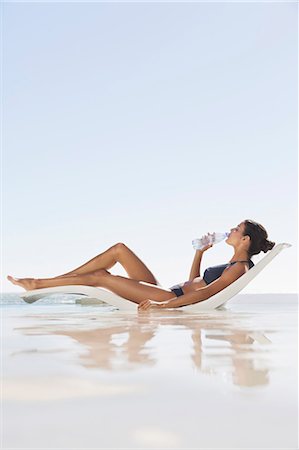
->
xmin=192 ymin=231 xmax=230 ymax=251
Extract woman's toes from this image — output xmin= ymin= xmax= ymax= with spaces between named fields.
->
xmin=6 ymin=276 xmax=36 ymax=291
xmin=7 ymin=275 xmax=21 ymax=286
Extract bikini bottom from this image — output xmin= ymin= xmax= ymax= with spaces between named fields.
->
xmin=169 ymin=285 xmax=184 ymax=297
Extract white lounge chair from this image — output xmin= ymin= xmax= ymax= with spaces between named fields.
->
xmin=19 ymin=243 xmax=292 ymax=312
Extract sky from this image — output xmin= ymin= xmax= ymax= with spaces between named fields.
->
xmin=2 ymin=1 xmax=298 ymax=294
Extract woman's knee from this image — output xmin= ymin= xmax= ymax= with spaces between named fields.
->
xmin=114 ymin=242 xmax=128 ymax=258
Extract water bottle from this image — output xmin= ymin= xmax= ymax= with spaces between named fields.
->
xmin=192 ymin=231 xmax=230 ymax=250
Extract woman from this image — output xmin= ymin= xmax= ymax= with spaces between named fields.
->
xmin=7 ymin=219 xmax=275 ymax=310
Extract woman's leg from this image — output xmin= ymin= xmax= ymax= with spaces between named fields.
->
xmin=98 ymin=271 xmax=175 ymax=304
xmin=7 ymin=273 xmax=98 ymax=291
xmin=54 ymin=244 xmax=118 ymax=278
xmin=8 ymin=269 xmax=176 ymax=304
xmin=53 ymin=243 xmax=160 ymax=286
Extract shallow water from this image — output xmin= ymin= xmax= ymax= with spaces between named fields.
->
xmin=1 ymin=292 xmax=298 ymax=449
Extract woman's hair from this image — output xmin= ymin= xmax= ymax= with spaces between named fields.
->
xmin=243 ymin=219 xmax=275 ymax=259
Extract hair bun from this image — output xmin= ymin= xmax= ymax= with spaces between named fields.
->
xmin=262 ymin=239 xmax=275 ymax=253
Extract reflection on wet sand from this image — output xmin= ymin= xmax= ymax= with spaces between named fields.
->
xmin=14 ymin=309 xmax=273 ymax=388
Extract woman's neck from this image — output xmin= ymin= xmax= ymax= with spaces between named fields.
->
xmin=229 ymin=250 xmax=250 ymax=262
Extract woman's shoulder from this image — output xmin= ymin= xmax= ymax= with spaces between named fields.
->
xmin=228 ymin=260 xmax=254 ymax=274
xmin=228 ymin=260 xmax=255 ymax=267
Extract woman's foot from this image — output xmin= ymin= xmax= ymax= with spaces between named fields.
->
xmin=7 ymin=275 xmax=36 ymax=291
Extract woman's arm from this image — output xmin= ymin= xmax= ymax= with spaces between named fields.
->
xmin=189 ymin=250 xmax=203 ymax=281
xmin=188 ymin=243 xmax=213 ymax=281
xmin=162 ymin=286 xmax=209 ymax=308
xmin=138 ymin=290 xmax=207 ymax=310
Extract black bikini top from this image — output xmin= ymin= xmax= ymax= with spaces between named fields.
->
xmin=203 ymin=259 xmax=254 ymax=285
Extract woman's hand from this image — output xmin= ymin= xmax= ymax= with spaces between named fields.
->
xmin=138 ymin=299 xmax=165 ymax=311
xmin=197 ymin=232 xmax=214 ymax=252
xmin=200 ymin=242 xmax=213 ymax=252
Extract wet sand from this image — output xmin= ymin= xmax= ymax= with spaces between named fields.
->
xmin=2 ymin=293 xmax=298 ymax=449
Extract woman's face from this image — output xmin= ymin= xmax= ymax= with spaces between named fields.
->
xmin=225 ymin=222 xmax=246 ymax=246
